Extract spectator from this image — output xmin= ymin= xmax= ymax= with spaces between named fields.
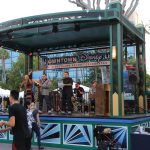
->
xmin=30 ymin=102 xmax=44 ymax=149
xmin=0 ymin=90 xmax=30 ymax=150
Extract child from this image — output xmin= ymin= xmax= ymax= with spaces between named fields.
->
xmin=30 ymin=102 xmax=44 ymax=149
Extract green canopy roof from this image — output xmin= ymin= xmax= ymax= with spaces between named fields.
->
xmin=0 ymin=2 xmax=145 ymax=54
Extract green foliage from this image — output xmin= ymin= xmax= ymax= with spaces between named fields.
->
xmin=146 ymin=74 xmax=150 ymax=89
xmin=0 ymin=48 xmax=10 ymax=83
xmin=0 ymin=54 xmax=25 ymax=90
xmin=33 ymin=56 xmax=39 ymax=71
xmin=83 ymin=67 xmax=101 ymax=87
xmin=0 ymin=47 xmax=9 ymax=59
xmin=127 ymin=55 xmax=136 ymax=66
xmin=0 ymin=53 xmax=40 ymax=90
xmin=49 ymin=78 xmax=58 ymax=91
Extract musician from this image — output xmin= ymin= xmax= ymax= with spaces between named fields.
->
xmin=73 ymin=82 xmax=84 ymax=112
xmin=38 ymin=74 xmax=52 ymax=114
xmin=20 ymin=75 xmax=33 ymax=104
xmin=61 ymin=72 xmax=73 ymax=115
xmin=89 ymin=80 xmax=97 ymax=112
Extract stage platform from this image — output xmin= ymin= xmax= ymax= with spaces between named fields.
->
xmin=1 ymin=113 xmax=150 ymax=150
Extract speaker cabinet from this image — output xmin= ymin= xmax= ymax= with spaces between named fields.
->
xmin=95 ymin=84 xmax=110 ymax=116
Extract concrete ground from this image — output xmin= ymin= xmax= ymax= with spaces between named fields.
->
xmin=0 ymin=143 xmax=72 ymax=150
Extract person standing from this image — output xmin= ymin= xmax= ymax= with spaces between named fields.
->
xmin=39 ymin=74 xmax=52 ymax=114
xmin=61 ymin=72 xmax=73 ymax=115
xmin=74 ymin=82 xmax=84 ymax=112
xmin=30 ymin=102 xmax=44 ymax=149
xmin=0 ymin=90 xmax=30 ymax=150
xmin=89 ymin=80 xmax=97 ymax=113
xmin=25 ymin=101 xmax=33 ymax=150
xmin=20 ymin=74 xmax=33 ymax=104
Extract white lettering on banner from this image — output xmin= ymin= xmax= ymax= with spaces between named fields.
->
xmin=47 ymin=61 xmax=110 ymax=69
xmin=48 ymin=57 xmax=77 ymax=65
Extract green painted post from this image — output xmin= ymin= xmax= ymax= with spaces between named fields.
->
xmin=109 ymin=25 xmax=113 ymax=117
xmin=117 ymin=23 xmax=123 ymax=116
xmin=110 ymin=23 xmax=123 ymax=117
xmin=137 ymin=27 xmax=146 ymax=113
xmin=29 ymin=55 xmax=33 ymax=72
xmin=142 ymin=42 xmax=147 ymax=112
xmin=25 ymin=54 xmax=29 ymax=74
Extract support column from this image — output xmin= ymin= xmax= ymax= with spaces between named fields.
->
xmin=136 ymin=44 xmax=142 ymax=113
xmin=25 ymin=54 xmax=29 ymax=74
xmin=24 ymin=54 xmax=33 ymax=74
xmin=29 ymin=55 xmax=33 ymax=72
xmin=137 ymin=27 xmax=146 ymax=113
xmin=110 ymin=23 xmax=124 ymax=117
xmin=38 ymin=55 xmax=40 ymax=70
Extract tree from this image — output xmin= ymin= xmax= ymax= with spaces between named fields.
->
xmin=146 ymin=74 xmax=150 ymax=89
xmin=33 ymin=56 xmax=39 ymax=71
xmin=0 ymin=47 xmax=9 ymax=82
xmin=5 ymin=54 xmax=25 ymax=90
xmin=127 ymin=55 xmax=136 ymax=66
xmin=0 ymin=53 xmax=40 ymax=90
xmin=83 ymin=67 xmax=102 ymax=87
xmin=49 ymin=78 xmax=58 ymax=91
xmin=69 ymin=0 xmax=139 ymax=17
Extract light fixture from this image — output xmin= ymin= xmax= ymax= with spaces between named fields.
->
xmin=52 ymin=24 xmax=58 ymax=33
xmin=112 ymin=46 xmax=117 ymax=59
xmin=74 ymin=22 xmax=80 ymax=31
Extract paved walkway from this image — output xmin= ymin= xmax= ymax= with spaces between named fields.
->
xmin=0 ymin=143 xmax=71 ymax=150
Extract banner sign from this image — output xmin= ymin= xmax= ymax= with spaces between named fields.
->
xmin=123 ymin=70 xmax=135 ymax=100
xmin=41 ymin=51 xmax=110 ymax=69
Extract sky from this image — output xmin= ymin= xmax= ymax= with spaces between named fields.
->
xmin=137 ymin=0 xmax=150 ymax=74
xmin=0 ymin=0 xmax=149 ymax=73
xmin=0 ymin=0 xmax=80 ymax=22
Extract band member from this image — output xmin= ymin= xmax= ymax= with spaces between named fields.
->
xmin=89 ymin=80 xmax=97 ymax=113
xmin=38 ymin=74 xmax=52 ymax=114
xmin=61 ymin=72 xmax=73 ymax=115
xmin=20 ymin=74 xmax=33 ymax=104
xmin=73 ymin=82 xmax=84 ymax=112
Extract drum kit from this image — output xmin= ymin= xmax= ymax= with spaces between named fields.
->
xmin=71 ymin=95 xmax=83 ymax=113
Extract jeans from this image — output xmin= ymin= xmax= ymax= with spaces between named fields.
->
xmin=32 ymin=122 xmax=41 ymax=148
xmin=62 ymin=94 xmax=72 ymax=112
xmin=39 ymin=95 xmax=51 ymax=111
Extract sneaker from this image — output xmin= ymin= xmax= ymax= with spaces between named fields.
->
xmin=61 ymin=111 xmax=66 ymax=115
xmin=67 ymin=111 xmax=72 ymax=115
xmin=39 ymin=146 xmax=44 ymax=149
xmin=38 ymin=110 xmax=43 ymax=114
xmin=48 ymin=110 xmax=52 ymax=114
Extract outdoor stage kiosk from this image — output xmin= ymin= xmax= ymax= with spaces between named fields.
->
xmin=0 ymin=2 xmax=148 ymax=150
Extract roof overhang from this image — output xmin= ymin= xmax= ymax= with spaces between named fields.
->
xmin=0 ymin=3 xmax=145 ymax=54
